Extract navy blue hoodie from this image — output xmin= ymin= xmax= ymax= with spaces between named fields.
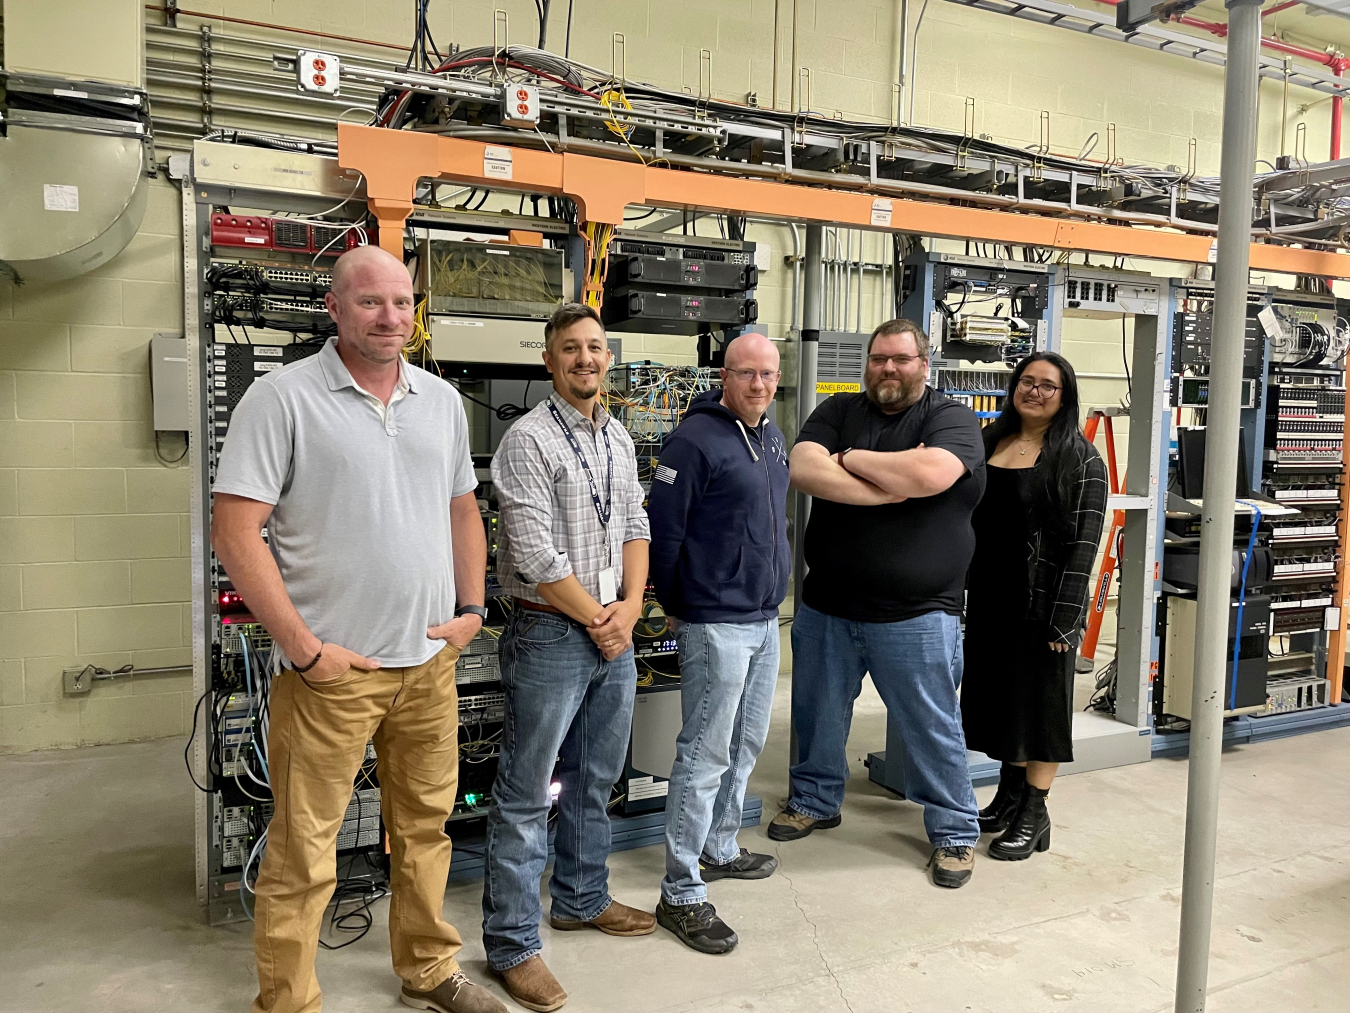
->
xmin=646 ymin=389 xmax=791 ymax=623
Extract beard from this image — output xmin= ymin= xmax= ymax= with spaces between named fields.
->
xmin=567 ymin=375 xmax=601 ymax=401
xmin=865 ymin=372 xmax=924 ymax=410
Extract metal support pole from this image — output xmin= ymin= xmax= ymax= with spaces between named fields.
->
xmin=1174 ymin=1 xmax=1262 ymax=1009
xmin=1333 ymin=63 xmax=1343 ymax=160
xmin=789 ymin=224 xmax=823 ymax=772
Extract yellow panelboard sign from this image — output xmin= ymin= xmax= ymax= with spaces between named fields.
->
xmin=816 ymin=381 xmax=860 ymax=394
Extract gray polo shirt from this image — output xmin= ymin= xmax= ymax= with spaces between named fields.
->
xmin=213 ymin=337 xmax=477 ymax=668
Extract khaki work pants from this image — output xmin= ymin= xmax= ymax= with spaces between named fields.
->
xmin=251 ymin=645 xmax=463 ymax=1013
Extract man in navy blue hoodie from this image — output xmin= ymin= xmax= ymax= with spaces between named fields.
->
xmin=646 ymin=332 xmax=791 ymax=955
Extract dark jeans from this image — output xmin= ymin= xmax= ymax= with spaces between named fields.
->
xmin=481 ymin=609 xmax=637 ymax=970
xmin=788 ymin=604 xmax=979 ymax=848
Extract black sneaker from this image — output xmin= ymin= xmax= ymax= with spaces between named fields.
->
xmin=655 ymin=898 xmax=739 ymax=954
xmin=699 ymin=848 xmax=778 ymax=882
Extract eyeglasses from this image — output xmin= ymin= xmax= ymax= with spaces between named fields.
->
xmin=1017 ymin=377 xmax=1061 ymax=396
xmin=725 ymin=368 xmax=781 ymax=384
xmin=867 ymin=354 xmax=924 ymax=367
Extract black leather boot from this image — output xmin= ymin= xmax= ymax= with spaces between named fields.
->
xmin=978 ymin=763 xmax=1026 ymax=834
xmin=989 ymin=784 xmax=1050 ymax=861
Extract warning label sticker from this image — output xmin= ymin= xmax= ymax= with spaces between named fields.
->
xmin=484 ymin=146 xmax=514 ymax=181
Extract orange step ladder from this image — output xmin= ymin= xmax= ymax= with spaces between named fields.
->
xmin=1079 ymin=408 xmax=1127 ymax=671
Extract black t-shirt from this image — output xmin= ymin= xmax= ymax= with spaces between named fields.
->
xmin=798 ymin=388 xmax=987 ymax=623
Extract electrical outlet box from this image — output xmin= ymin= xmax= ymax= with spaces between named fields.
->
xmin=64 ymin=665 xmax=93 ymax=695
xmin=297 ymin=51 xmax=340 ymax=95
xmin=500 ymin=83 xmax=540 ymax=128
xmin=149 ymin=335 xmax=190 ymax=431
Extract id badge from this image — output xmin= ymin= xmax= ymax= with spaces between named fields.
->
xmin=597 ymin=567 xmax=618 ymax=605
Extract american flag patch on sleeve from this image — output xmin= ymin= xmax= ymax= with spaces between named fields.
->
xmin=655 ymin=465 xmax=678 ymax=485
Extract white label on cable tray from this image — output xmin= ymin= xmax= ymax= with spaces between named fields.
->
xmin=870 ymin=198 xmax=893 ymax=227
xmin=597 ymin=567 xmax=618 ymax=606
xmin=43 ymin=184 xmax=79 ymax=212
xmin=1206 ymin=240 xmax=1218 ymax=264
xmin=484 ymin=146 xmax=514 ymax=181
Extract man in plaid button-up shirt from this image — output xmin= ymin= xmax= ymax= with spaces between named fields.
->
xmin=493 ymin=390 xmax=648 ymax=610
xmin=482 ymin=303 xmax=654 ymax=1011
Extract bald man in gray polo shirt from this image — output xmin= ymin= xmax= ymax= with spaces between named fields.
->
xmin=212 ymin=245 xmax=507 ymax=1013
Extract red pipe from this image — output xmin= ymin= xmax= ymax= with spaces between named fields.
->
xmin=1262 ymin=1 xmax=1301 ymax=17
xmin=141 ymin=4 xmax=410 ymax=52
xmin=1096 ymin=0 xmax=1336 ymax=66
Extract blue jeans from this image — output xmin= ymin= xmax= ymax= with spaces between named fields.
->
xmin=481 ymin=609 xmax=637 ymax=970
xmin=662 ymin=618 xmax=779 ymax=906
xmin=788 ymin=604 xmax=979 ymax=849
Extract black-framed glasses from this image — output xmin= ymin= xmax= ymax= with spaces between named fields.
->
xmin=725 ymin=368 xmax=781 ymax=384
xmin=1017 ymin=377 xmax=1061 ymax=396
xmin=868 ymin=353 xmax=923 ymax=367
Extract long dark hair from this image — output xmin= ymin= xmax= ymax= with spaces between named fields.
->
xmin=983 ymin=351 xmax=1091 ymax=538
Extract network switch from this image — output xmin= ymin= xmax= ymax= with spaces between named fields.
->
xmin=458 ymin=691 xmax=506 ymax=725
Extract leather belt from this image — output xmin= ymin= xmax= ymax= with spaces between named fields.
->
xmin=514 ymin=597 xmax=566 ymax=615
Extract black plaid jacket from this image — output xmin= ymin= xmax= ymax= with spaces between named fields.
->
xmin=1026 ymin=443 xmax=1110 ymax=646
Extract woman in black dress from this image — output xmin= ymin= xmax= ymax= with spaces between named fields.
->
xmin=961 ymin=351 xmax=1108 ymax=861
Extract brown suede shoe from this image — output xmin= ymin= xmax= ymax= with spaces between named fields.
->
xmin=496 ymin=955 xmax=568 ymax=1012
xmin=549 ymin=899 xmax=657 ymax=936
xmin=401 ymin=970 xmax=508 ymax=1013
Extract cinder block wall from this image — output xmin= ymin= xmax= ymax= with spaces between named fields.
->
xmin=0 ymin=0 xmax=1339 ymax=750
xmin=1 ymin=180 xmax=190 ymax=750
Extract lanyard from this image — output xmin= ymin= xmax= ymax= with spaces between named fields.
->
xmin=547 ymin=399 xmax=613 ymax=531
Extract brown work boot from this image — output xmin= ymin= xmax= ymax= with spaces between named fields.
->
xmin=496 ymin=955 xmax=568 ymax=1012
xmin=401 ymin=970 xmax=508 ymax=1013
xmin=766 ymin=807 xmax=842 ymax=842
xmin=550 ymin=899 xmax=657 ymax=936
xmin=928 ymin=845 xmax=975 ymax=888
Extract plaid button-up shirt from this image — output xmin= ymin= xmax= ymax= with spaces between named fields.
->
xmin=491 ymin=391 xmax=649 ymax=604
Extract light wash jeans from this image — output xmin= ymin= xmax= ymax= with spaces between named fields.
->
xmin=788 ymin=604 xmax=979 ymax=849
xmin=481 ymin=608 xmax=637 ymax=970
xmin=661 ymin=618 xmax=779 ymax=906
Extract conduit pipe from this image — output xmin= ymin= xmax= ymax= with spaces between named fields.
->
xmin=1335 ymin=64 xmax=1344 ymax=158
xmin=789 ymin=224 xmax=823 ymax=776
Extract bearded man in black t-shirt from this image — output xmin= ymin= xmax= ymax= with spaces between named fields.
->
xmin=768 ymin=318 xmax=984 ymax=889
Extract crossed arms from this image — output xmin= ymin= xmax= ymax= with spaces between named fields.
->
xmin=788 ymin=441 xmax=967 ymax=504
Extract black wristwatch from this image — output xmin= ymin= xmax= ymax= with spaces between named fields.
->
xmin=455 ymin=605 xmax=489 ymax=621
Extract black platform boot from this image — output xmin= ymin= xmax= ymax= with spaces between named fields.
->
xmin=988 ymin=784 xmax=1051 ymax=861
xmin=978 ymin=763 xmax=1026 ymax=834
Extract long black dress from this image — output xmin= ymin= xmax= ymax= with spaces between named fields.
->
xmin=961 ymin=464 xmax=1076 ymax=763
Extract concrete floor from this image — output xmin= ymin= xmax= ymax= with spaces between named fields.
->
xmin=2 ymin=676 xmax=1348 ymax=1013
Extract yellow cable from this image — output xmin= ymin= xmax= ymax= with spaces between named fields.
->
xmin=600 ymin=88 xmax=649 ymax=166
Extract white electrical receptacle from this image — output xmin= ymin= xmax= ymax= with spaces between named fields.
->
xmin=297 ymin=51 xmax=340 ymax=95
xmin=753 ymin=242 xmax=772 ymax=273
xmin=500 ymin=83 xmax=540 ymax=127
